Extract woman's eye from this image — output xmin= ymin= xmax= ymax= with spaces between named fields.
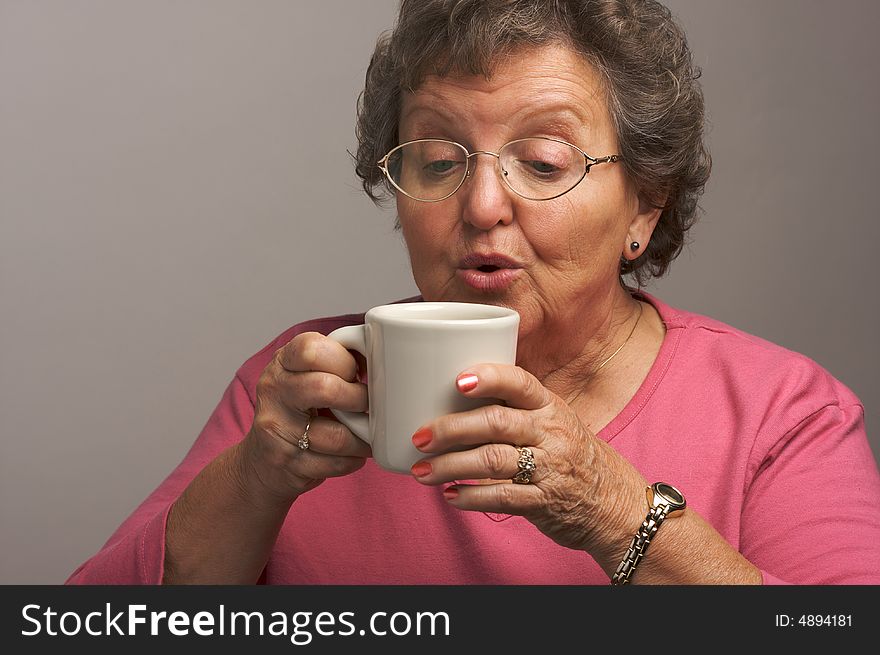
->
xmin=428 ymin=160 xmax=455 ymax=172
xmin=528 ymin=160 xmax=559 ymax=174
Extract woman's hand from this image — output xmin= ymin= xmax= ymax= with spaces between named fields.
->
xmin=243 ymin=331 xmax=372 ymax=502
xmin=409 ymin=363 xmax=647 ymax=561
xmin=162 ymin=332 xmax=370 ymax=583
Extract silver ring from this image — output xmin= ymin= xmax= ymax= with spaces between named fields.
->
xmin=512 ymin=446 xmax=536 ymax=484
xmin=297 ymin=417 xmax=312 ymax=451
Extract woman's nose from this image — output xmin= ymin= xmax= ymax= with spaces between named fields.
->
xmin=460 ymin=153 xmax=514 ymax=230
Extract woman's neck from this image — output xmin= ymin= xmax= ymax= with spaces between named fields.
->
xmin=516 ymin=286 xmax=651 ymax=405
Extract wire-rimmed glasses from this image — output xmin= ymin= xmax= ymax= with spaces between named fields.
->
xmin=377 ymin=137 xmax=621 ymax=202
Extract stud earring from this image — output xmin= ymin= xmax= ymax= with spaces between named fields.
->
xmin=630 ymin=241 xmax=640 ymax=252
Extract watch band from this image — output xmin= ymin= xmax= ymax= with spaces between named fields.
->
xmin=610 ymin=504 xmax=669 ymax=585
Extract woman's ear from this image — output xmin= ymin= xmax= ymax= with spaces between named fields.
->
xmin=623 ymin=194 xmax=665 ymax=260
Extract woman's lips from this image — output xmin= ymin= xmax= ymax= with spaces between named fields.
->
xmin=456 ymin=266 xmax=522 ymax=292
xmin=456 ymin=253 xmax=523 ymax=292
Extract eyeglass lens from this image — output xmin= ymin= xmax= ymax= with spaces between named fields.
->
xmin=386 ymin=139 xmax=586 ymax=201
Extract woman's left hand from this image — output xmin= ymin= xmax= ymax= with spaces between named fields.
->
xmin=410 ymin=363 xmax=646 ymax=560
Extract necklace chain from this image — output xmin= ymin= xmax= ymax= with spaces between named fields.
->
xmin=592 ymin=301 xmax=643 ymax=376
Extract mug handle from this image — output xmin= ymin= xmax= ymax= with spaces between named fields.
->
xmin=326 ymin=325 xmax=371 ymax=444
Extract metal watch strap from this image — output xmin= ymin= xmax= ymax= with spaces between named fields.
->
xmin=610 ymin=504 xmax=669 ymax=585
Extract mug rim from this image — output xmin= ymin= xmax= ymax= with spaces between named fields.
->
xmin=365 ymin=301 xmax=519 ymax=327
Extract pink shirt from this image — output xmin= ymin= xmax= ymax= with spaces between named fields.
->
xmin=66 ymin=291 xmax=880 ymax=584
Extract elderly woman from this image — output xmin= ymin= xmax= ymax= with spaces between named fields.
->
xmin=68 ymin=0 xmax=880 ymax=585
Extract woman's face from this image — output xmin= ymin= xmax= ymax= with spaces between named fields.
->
xmin=396 ymin=44 xmax=657 ymax=341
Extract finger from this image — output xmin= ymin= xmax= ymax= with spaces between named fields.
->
xmin=276 ymin=332 xmax=360 ymax=381
xmin=301 ymin=416 xmax=372 ymax=458
xmin=253 ymin=410 xmax=370 ymax=459
xmin=441 ymin=480 xmax=543 ymax=516
xmin=412 ymin=403 xmax=539 ymax=453
xmin=245 ymin=424 xmax=367 ymax=494
xmin=411 ymin=443 xmax=544 ymax=486
xmin=455 ymin=364 xmax=551 ymax=411
xmin=284 ymin=370 xmax=368 ymax=414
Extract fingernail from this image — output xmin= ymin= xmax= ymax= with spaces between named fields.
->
xmin=410 ymin=461 xmax=432 ymax=478
xmin=443 ymin=486 xmax=459 ymax=500
xmin=412 ymin=427 xmax=433 ymax=448
xmin=456 ymin=373 xmax=479 ymax=393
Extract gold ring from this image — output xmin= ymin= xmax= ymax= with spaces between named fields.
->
xmin=297 ymin=417 xmax=312 ymax=451
xmin=512 ymin=446 xmax=536 ymax=484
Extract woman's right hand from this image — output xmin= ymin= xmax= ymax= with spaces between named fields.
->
xmin=242 ymin=331 xmax=371 ymax=502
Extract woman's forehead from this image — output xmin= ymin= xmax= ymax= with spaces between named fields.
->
xmin=400 ymin=45 xmax=608 ymax=134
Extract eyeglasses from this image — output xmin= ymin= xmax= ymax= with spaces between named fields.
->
xmin=377 ymin=137 xmax=621 ymax=202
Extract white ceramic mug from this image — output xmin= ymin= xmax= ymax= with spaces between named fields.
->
xmin=327 ymin=302 xmax=519 ymax=473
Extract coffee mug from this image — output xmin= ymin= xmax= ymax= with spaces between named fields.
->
xmin=327 ymin=302 xmax=519 ymax=473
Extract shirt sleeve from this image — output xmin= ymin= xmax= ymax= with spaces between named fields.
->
xmin=740 ymin=402 xmax=880 ymax=584
xmin=65 ymin=374 xmax=255 ymax=584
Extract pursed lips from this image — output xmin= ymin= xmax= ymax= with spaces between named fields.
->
xmin=456 ymin=253 xmax=523 ymax=291
xmin=458 ymin=252 xmax=523 ymax=272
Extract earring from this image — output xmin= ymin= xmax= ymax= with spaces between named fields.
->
xmin=630 ymin=241 xmax=640 ymax=252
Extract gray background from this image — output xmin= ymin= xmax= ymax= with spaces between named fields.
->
xmin=1 ymin=0 xmax=877 ymax=584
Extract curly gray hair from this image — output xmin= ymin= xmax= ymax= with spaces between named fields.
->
xmin=355 ymin=0 xmax=710 ymax=285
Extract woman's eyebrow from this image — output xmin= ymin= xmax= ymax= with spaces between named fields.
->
xmin=400 ymin=111 xmax=461 ymax=140
xmin=400 ymin=103 xmax=457 ymax=125
xmin=400 ymin=103 xmax=594 ymax=142
xmin=514 ymin=105 xmax=593 ymax=131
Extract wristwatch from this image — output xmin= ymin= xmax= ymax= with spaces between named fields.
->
xmin=610 ymin=482 xmax=686 ymax=585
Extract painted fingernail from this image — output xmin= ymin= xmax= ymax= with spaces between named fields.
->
xmin=456 ymin=373 xmax=479 ymax=393
xmin=412 ymin=427 xmax=433 ymax=448
xmin=410 ymin=461 xmax=432 ymax=478
xmin=443 ymin=486 xmax=459 ymax=500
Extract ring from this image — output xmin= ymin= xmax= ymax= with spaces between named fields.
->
xmin=512 ymin=446 xmax=536 ymax=484
xmin=296 ymin=416 xmax=312 ymax=451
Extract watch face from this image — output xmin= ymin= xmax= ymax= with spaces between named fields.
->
xmin=656 ymin=483 xmax=685 ymax=506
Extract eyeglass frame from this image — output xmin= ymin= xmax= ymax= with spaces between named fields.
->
xmin=377 ymin=136 xmax=622 ymax=203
